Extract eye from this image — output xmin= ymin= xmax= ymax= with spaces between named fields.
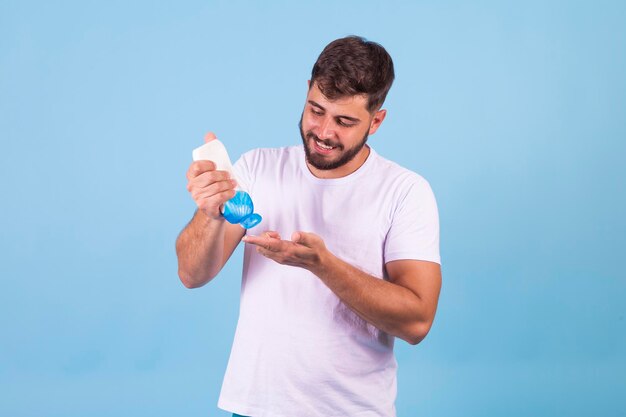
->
xmin=310 ymin=107 xmax=323 ymax=116
xmin=337 ymin=118 xmax=356 ymax=128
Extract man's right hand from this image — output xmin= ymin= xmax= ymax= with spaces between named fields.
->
xmin=185 ymin=133 xmax=238 ymax=220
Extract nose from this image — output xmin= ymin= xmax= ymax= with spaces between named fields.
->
xmin=317 ymin=115 xmax=335 ymax=140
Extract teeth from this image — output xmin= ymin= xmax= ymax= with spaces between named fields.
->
xmin=316 ymin=140 xmax=334 ymax=150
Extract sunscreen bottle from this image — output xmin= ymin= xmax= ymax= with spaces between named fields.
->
xmin=192 ymin=140 xmax=262 ymax=229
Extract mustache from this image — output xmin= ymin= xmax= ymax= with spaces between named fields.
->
xmin=305 ymin=131 xmax=342 ymax=149
xmin=298 ymin=115 xmax=343 ymax=149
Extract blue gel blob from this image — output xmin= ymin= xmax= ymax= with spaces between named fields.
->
xmin=223 ymin=190 xmax=262 ymax=229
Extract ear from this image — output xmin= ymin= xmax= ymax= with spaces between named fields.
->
xmin=368 ymin=109 xmax=387 ymax=135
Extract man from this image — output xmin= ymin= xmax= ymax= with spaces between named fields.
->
xmin=176 ymin=36 xmax=441 ymax=417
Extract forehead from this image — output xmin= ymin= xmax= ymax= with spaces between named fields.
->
xmin=306 ymin=83 xmax=370 ymax=115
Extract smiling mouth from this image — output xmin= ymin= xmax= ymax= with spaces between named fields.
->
xmin=315 ymin=139 xmax=337 ymax=151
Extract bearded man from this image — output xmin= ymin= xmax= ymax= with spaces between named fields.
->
xmin=176 ymin=35 xmax=442 ymax=417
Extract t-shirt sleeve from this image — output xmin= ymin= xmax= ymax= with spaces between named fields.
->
xmin=384 ymin=177 xmax=441 ymax=265
xmin=232 ymin=150 xmax=255 ymax=193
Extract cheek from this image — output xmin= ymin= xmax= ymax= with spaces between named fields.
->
xmin=302 ymin=114 xmax=319 ymax=131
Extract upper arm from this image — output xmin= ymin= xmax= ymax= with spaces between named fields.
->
xmin=221 ymin=221 xmax=246 ymax=267
xmin=385 ymin=259 xmax=442 ymax=325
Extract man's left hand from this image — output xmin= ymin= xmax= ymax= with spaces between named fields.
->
xmin=242 ymin=231 xmax=329 ymax=272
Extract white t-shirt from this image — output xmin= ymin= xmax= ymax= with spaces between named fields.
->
xmin=218 ymin=145 xmax=440 ymax=417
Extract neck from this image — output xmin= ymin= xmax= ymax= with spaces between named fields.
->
xmin=307 ymin=145 xmax=371 ymax=179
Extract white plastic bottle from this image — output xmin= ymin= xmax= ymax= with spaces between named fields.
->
xmin=192 ymin=139 xmax=262 ymax=229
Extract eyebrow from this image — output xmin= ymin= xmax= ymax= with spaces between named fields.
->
xmin=307 ymin=100 xmax=361 ymax=123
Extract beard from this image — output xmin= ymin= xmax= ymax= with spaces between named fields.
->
xmin=298 ymin=115 xmax=369 ymax=171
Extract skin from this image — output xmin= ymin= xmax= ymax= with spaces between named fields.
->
xmin=176 ymin=132 xmax=245 ymax=285
xmin=176 ymin=82 xmax=442 ymax=345
xmin=300 ymin=81 xmax=385 ymax=178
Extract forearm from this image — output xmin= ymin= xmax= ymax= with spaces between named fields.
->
xmin=311 ymin=254 xmax=434 ymax=344
xmin=176 ymin=210 xmax=226 ymax=288
xmin=244 ymin=231 xmax=439 ymax=344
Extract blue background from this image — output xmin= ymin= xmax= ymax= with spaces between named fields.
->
xmin=1 ymin=1 xmax=625 ymax=416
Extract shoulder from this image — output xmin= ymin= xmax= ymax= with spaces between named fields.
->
xmin=369 ymin=149 xmax=434 ymax=197
xmin=239 ymin=145 xmax=302 ymax=167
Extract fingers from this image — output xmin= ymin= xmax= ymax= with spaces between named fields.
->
xmin=243 ymin=233 xmax=284 ymax=253
xmin=186 ymin=160 xmax=217 ymax=180
xmin=254 ymin=240 xmax=288 ymax=264
xmin=256 ymin=246 xmax=277 ymax=261
xmin=187 ymin=166 xmax=232 ymax=186
xmin=263 ymin=231 xmax=282 ymax=240
xmin=248 ymin=235 xmax=312 ymax=267
xmin=243 ymin=232 xmax=325 ymax=270
xmin=190 ymin=178 xmax=237 ymax=200
xmin=186 ymin=161 xmax=237 ymax=218
xmin=244 ymin=231 xmax=318 ymax=252
xmin=204 ymin=132 xmax=217 ymax=143
xmin=184 ymin=132 xmax=232 ymax=218
xmin=262 ymin=232 xmax=283 ymax=252
xmin=195 ymin=188 xmax=237 ymax=216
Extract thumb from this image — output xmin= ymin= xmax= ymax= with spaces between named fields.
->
xmin=204 ymin=132 xmax=217 ymax=143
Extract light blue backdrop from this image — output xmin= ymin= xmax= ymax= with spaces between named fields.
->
xmin=1 ymin=1 xmax=624 ymax=416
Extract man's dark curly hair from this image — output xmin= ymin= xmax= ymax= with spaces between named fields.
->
xmin=310 ymin=36 xmax=395 ymax=113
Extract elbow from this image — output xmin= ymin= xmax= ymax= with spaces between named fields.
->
xmin=406 ymin=334 xmax=425 ymax=346
xmin=178 ymin=269 xmax=211 ymax=289
xmin=403 ymin=321 xmax=433 ymax=346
